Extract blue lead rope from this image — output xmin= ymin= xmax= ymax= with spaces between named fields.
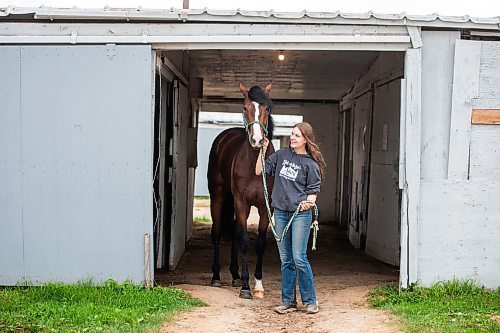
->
xmin=259 ymin=146 xmax=320 ymax=251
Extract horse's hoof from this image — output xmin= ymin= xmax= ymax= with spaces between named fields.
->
xmin=232 ymin=279 xmax=243 ymax=287
xmin=239 ymin=289 xmax=253 ymax=299
xmin=211 ymin=279 xmax=222 ymax=287
xmin=253 ymin=289 xmax=264 ymax=299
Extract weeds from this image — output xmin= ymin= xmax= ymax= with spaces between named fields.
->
xmin=194 ymin=216 xmax=212 ymax=223
xmin=369 ymin=280 xmax=500 ymax=332
xmin=0 ymin=280 xmax=205 ymax=333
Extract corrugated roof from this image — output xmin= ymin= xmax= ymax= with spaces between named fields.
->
xmin=1 ymin=6 xmax=499 ymax=30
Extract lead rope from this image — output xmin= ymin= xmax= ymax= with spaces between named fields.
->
xmin=260 ymin=147 xmax=320 ymax=251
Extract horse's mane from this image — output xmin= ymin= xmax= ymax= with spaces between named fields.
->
xmin=248 ymin=86 xmax=274 ymax=139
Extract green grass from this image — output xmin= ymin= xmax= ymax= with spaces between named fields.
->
xmin=0 ymin=280 xmax=205 ymax=333
xmin=194 ymin=196 xmax=210 ymax=200
xmin=193 ymin=216 xmax=212 ymax=223
xmin=368 ymin=280 xmax=500 ymax=333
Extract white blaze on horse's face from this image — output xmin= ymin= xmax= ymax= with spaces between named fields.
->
xmin=250 ymin=101 xmax=264 ymax=148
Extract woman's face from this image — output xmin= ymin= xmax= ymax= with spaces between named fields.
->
xmin=290 ymin=126 xmax=307 ymax=150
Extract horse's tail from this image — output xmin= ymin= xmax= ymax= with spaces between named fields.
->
xmin=221 ymin=193 xmax=235 ymax=240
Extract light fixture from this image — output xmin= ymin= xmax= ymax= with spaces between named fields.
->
xmin=278 ymin=52 xmax=285 ymax=61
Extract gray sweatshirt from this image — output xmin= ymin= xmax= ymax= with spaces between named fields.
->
xmin=265 ymin=147 xmax=321 ymax=211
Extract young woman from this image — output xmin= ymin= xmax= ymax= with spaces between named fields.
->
xmin=256 ymin=122 xmax=326 ymax=315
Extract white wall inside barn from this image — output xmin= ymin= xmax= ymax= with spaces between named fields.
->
xmin=195 ymin=126 xmax=224 ymax=197
xmin=419 ymin=33 xmax=500 ymax=288
xmin=0 ymin=45 xmax=154 ymax=285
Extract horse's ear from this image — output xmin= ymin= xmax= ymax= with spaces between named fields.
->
xmin=239 ymin=82 xmax=248 ymax=98
xmin=264 ymin=83 xmax=272 ymax=94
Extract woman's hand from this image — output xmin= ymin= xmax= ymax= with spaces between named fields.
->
xmin=300 ymin=201 xmax=312 ymax=211
xmin=262 ymin=137 xmax=269 ymax=153
xmin=300 ymin=194 xmax=317 ymax=211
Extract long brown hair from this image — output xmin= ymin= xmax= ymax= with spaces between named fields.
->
xmin=293 ymin=122 xmax=326 ymax=180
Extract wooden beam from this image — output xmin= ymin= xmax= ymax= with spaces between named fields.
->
xmin=472 ymin=109 xmax=500 ymax=124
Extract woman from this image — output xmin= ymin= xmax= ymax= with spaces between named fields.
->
xmin=256 ymin=122 xmax=326 ymax=315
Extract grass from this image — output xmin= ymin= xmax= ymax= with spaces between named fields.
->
xmin=194 ymin=216 xmax=212 ymax=224
xmin=368 ymin=280 xmax=500 ymax=333
xmin=0 ymin=280 xmax=205 ymax=333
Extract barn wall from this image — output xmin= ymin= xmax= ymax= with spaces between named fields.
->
xmin=0 ymin=45 xmax=153 ymax=285
xmin=418 ymin=34 xmax=500 ymax=288
xmin=420 ymin=31 xmax=460 ymax=179
xmin=419 ymin=180 xmax=499 ymax=287
xmin=342 ymin=52 xmax=404 ymax=260
xmin=0 ymin=46 xmax=24 ymax=282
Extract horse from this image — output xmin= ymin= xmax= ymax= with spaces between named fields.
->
xmin=207 ymin=83 xmax=275 ymax=299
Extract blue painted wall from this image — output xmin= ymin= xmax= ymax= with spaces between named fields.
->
xmin=0 ymin=45 xmax=153 ymax=285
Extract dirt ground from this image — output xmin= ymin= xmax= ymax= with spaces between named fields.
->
xmin=157 ymin=201 xmax=401 ymax=333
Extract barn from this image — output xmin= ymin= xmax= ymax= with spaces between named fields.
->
xmin=0 ymin=6 xmax=499 ymax=289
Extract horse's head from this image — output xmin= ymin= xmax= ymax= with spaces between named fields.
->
xmin=240 ymin=82 xmax=274 ymax=149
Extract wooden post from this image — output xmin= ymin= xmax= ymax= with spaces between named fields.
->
xmin=144 ymin=233 xmax=151 ymax=288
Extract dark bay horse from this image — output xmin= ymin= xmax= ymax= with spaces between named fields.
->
xmin=207 ymin=83 xmax=275 ymax=299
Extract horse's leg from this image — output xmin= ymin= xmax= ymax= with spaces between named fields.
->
xmin=253 ymin=205 xmax=270 ymax=299
xmin=234 ymin=199 xmax=252 ymax=299
xmin=230 ymin=223 xmax=242 ymax=287
xmin=221 ymin=194 xmax=242 ymax=286
xmin=210 ymin=189 xmax=224 ymax=287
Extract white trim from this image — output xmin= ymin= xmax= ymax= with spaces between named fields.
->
xmin=398 ymin=78 xmax=408 ymax=289
xmin=400 ymin=49 xmax=422 ymax=288
xmin=0 ymin=23 xmax=410 ymax=36
xmin=0 ymin=34 xmax=410 ymax=45
xmin=155 ymin=43 xmax=410 ymax=51
xmin=399 ymin=79 xmax=407 ymax=191
xmin=407 ymin=26 xmax=423 ymax=49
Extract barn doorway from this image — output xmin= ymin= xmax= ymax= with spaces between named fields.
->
xmin=153 ymin=48 xmax=407 ymax=283
xmin=153 ymin=70 xmax=175 ymax=270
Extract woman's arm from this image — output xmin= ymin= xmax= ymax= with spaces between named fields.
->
xmin=300 ymin=162 xmax=321 ymax=211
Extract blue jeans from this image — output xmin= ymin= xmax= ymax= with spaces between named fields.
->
xmin=274 ymin=208 xmax=317 ymax=306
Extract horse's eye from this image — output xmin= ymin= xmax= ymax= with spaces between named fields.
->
xmin=242 ymin=106 xmax=247 ymax=113
xmin=266 ymin=107 xmax=271 ymax=113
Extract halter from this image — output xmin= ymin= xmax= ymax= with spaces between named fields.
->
xmin=241 ymin=104 xmax=269 ymax=143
